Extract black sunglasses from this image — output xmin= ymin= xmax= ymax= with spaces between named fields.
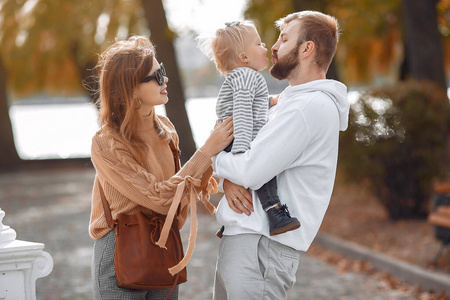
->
xmin=140 ymin=63 xmax=166 ymax=85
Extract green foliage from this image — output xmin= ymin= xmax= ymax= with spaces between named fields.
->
xmin=339 ymin=81 xmax=450 ymax=220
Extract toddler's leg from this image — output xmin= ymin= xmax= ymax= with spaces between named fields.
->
xmin=257 ymin=177 xmax=281 ymax=210
xmin=256 ymin=178 xmax=301 ymax=236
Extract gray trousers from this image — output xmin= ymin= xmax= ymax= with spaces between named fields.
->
xmin=92 ymin=230 xmax=179 ymax=300
xmin=213 ymin=234 xmax=300 ymax=300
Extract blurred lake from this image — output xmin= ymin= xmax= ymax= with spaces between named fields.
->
xmin=9 ymin=97 xmax=217 ymax=160
xmin=8 ymin=89 xmax=449 ymax=160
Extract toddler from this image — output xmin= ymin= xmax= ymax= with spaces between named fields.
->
xmin=198 ymin=21 xmax=300 ymax=237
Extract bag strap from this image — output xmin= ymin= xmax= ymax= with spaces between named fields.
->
xmin=98 ymin=183 xmax=179 ymax=299
xmin=167 ymin=138 xmax=183 ymax=299
xmin=98 ymin=183 xmax=116 ymax=229
xmin=169 ymin=138 xmax=181 ymax=173
xmin=98 ymin=176 xmax=182 ymax=299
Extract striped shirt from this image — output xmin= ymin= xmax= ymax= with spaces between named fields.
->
xmin=216 ymin=67 xmax=269 ymax=153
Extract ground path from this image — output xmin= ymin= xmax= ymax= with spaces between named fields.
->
xmin=0 ymin=167 xmax=415 ymax=299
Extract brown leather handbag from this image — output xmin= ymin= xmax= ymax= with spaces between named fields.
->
xmin=98 ymin=139 xmax=186 ymax=296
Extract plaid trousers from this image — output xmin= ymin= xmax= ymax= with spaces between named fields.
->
xmin=92 ymin=229 xmax=179 ymax=300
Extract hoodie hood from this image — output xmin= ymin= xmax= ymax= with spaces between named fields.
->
xmin=283 ymin=79 xmax=350 ymax=131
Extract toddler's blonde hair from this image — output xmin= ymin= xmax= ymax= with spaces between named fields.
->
xmin=198 ymin=21 xmax=256 ymax=76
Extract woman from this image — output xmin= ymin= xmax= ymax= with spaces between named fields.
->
xmin=89 ymin=35 xmax=233 ymax=299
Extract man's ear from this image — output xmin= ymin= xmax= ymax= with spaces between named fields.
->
xmin=301 ymin=41 xmax=315 ymax=59
xmin=238 ymin=52 xmax=248 ymax=63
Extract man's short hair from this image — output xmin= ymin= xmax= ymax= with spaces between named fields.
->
xmin=276 ymin=11 xmax=340 ymax=71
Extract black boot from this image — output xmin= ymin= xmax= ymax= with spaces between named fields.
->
xmin=266 ymin=204 xmax=301 ymax=236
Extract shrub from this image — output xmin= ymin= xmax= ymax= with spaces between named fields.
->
xmin=339 ymin=80 xmax=450 ymax=220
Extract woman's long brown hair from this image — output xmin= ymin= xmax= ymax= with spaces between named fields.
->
xmin=95 ymin=36 xmax=166 ymax=166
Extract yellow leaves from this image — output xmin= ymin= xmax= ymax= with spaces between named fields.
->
xmin=244 ymin=0 xmax=293 ymax=47
xmin=1 ymin=0 xmax=146 ymax=100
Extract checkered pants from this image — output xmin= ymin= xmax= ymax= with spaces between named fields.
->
xmin=92 ymin=230 xmax=179 ymax=300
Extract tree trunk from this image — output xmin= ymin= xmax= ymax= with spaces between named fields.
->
xmin=0 ymin=56 xmax=21 ymax=169
xmin=141 ymin=0 xmax=196 ymax=163
xmin=402 ymin=0 xmax=447 ymax=91
xmin=72 ymin=42 xmax=99 ymax=106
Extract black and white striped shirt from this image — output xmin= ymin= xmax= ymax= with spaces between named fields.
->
xmin=216 ymin=67 xmax=269 ymax=153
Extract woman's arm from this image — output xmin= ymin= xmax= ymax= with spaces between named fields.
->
xmin=270 ymin=94 xmax=280 ymax=107
xmin=91 ymin=118 xmax=234 ymax=214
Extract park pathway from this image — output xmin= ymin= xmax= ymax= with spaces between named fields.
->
xmin=0 ymin=166 xmax=415 ymax=300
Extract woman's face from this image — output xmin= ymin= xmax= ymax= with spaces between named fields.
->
xmin=135 ymin=57 xmax=169 ymax=117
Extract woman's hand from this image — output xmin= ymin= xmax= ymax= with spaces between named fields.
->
xmin=270 ymin=94 xmax=280 ymax=107
xmin=200 ymin=117 xmax=233 ymax=157
xmin=223 ymin=179 xmax=253 ymax=216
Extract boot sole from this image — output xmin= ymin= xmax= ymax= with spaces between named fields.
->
xmin=270 ymin=220 xmax=301 ymax=236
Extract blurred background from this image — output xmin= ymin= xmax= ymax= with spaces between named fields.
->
xmin=1 ymin=0 xmax=450 ymax=299
xmin=0 ymin=0 xmax=448 ymax=163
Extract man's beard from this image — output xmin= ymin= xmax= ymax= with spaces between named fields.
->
xmin=270 ymin=46 xmax=299 ymax=80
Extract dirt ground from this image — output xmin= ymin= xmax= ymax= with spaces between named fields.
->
xmin=318 ymin=174 xmax=449 ymax=273
xmin=2 ymin=161 xmax=449 ymax=299
xmin=308 ymin=172 xmax=450 ymax=299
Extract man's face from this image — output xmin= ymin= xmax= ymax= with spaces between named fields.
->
xmin=270 ymin=20 xmax=302 ymax=80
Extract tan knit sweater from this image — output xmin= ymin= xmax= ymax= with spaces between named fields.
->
xmin=89 ymin=109 xmax=217 ymax=275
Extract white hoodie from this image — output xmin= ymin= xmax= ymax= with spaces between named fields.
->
xmin=212 ymin=79 xmax=350 ymax=251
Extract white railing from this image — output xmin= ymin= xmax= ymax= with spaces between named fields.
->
xmin=0 ymin=208 xmax=53 ymax=300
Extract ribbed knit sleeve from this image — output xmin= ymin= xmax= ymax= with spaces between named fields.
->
xmin=91 ymin=132 xmax=212 ymax=216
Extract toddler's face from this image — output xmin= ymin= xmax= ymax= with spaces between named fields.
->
xmin=244 ymin=29 xmax=269 ymax=72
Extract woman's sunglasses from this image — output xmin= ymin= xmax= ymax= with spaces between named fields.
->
xmin=140 ymin=63 xmax=166 ymax=86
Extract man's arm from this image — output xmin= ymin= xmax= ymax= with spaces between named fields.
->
xmin=213 ymin=105 xmax=310 ymax=190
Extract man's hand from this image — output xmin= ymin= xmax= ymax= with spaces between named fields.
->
xmin=223 ymin=179 xmax=253 ymax=216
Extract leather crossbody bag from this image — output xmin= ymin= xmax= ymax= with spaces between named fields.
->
xmin=98 ymin=139 xmax=186 ymax=297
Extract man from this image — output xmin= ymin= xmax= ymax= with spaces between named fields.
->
xmin=212 ymin=11 xmax=350 ymax=300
